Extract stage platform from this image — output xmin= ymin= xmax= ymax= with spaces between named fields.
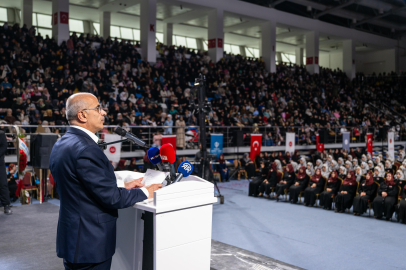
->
xmin=0 ymin=199 xmax=302 ymax=270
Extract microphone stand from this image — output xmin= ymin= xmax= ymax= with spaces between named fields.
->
xmin=194 ymin=74 xmax=224 ymax=204
xmin=97 ymin=139 xmax=130 ymax=150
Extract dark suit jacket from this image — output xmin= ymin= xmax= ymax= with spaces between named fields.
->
xmin=50 ymin=127 xmax=147 ymax=263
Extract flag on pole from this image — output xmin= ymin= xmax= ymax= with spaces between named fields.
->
xmin=285 ymin=133 xmax=295 ymax=155
xmin=367 ymin=133 xmax=373 ymax=155
xmin=316 ymin=134 xmax=324 ymax=152
xmin=250 ymin=134 xmax=262 ymax=161
xmin=342 ymin=132 xmax=350 ymax=152
xmin=210 ymin=134 xmax=223 ymax=158
xmin=388 ymin=132 xmax=395 ymax=160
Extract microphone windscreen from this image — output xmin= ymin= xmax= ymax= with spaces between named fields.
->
xmin=177 ymin=161 xmax=193 ymax=177
xmin=147 ymin=147 xmax=162 ymax=165
xmin=160 ymin=144 xmax=176 ymax=164
xmin=114 ymin=126 xmax=126 ymax=136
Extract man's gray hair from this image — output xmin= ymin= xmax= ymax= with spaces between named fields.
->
xmin=66 ymin=93 xmax=95 ymax=121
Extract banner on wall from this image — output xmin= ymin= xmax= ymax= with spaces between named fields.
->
xmin=367 ymin=133 xmax=373 ymax=155
xmin=162 ymin=135 xmax=177 ymax=151
xmin=342 ymin=132 xmax=350 ymax=152
xmin=210 ymin=134 xmax=223 ymax=158
xmin=316 ymin=134 xmax=324 ymax=152
xmin=285 ymin=133 xmax=295 ymax=155
xmin=388 ymin=132 xmax=395 ymax=160
xmin=250 ymin=134 xmax=262 ymax=161
xmin=103 ymin=134 xmax=122 ymax=167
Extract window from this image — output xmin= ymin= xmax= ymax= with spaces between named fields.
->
xmin=231 ymin=45 xmax=240 ymax=55
xmin=133 ymin=29 xmax=141 ymax=41
xmin=245 ymin=47 xmax=254 ymax=57
xmin=252 ymin=48 xmax=259 ymax=58
xmin=69 ymin=19 xmax=84 ymax=33
xmin=203 ymin=40 xmax=208 ymax=51
xmin=37 ymin=14 xmax=52 ymax=28
xmin=186 ymin=37 xmax=197 ymax=49
xmin=224 ymin=44 xmax=231 ymax=53
xmin=93 ymin=22 xmax=100 ymax=35
xmin=156 ymin=32 xmax=163 ymax=43
xmin=120 ymin=27 xmax=133 ymax=40
xmin=175 ymin=36 xmax=186 ymax=47
xmin=0 ymin=7 xmax=7 ymax=22
xmin=33 ymin=14 xmax=37 ymax=27
xmin=37 ymin=28 xmax=52 ymax=38
xmin=110 ymin=26 xmax=120 ymax=38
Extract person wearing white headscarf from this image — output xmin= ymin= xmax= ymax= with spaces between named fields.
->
xmin=275 ymin=159 xmax=283 ymax=171
xmin=361 ymin=154 xmax=367 ymax=163
xmin=378 ymin=163 xmax=386 ymax=177
xmin=367 ymin=160 xmax=374 ymax=172
xmin=298 ymin=156 xmax=307 ymax=167
xmin=337 ymin=157 xmax=344 ymax=167
xmin=352 ymin=159 xmax=358 ymax=168
xmin=348 ymin=155 xmax=353 ymax=162
xmin=290 ymin=161 xmax=299 ymax=172
xmin=384 ymin=160 xmax=395 ymax=174
xmin=321 ymin=164 xmax=330 ymax=179
xmin=355 ymin=166 xmax=364 ymax=182
xmin=339 ymin=166 xmax=347 ymax=179
xmin=345 ymin=160 xmax=353 ymax=171
xmin=397 ymin=151 xmax=405 ymax=162
xmin=330 ymin=160 xmax=339 ymax=172
xmin=395 ymin=170 xmax=405 ymax=183
xmin=375 ymin=157 xmax=381 ymax=166
xmin=306 ymin=162 xmax=315 ymax=176
xmin=315 ymin=159 xmax=323 ymax=170
xmin=373 ymin=166 xmax=384 ymax=184
xmin=361 ymin=162 xmax=369 ymax=175
xmin=400 ymin=165 xmax=406 ymax=177
xmin=366 ymin=152 xmax=372 ymax=160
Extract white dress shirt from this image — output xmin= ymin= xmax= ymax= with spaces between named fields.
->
xmin=70 ymin=125 xmax=149 ymax=198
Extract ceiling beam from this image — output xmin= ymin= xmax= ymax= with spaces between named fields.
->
xmin=99 ymin=0 xmax=140 ymax=13
xmin=163 ymin=9 xmax=209 ymax=24
xmin=314 ymin=0 xmax=357 ymax=19
xmin=224 ymin=21 xmax=260 ymax=33
xmin=271 ymin=0 xmax=288 ymax=7
xmin=353 ymin=6 xmax=406 ymax=27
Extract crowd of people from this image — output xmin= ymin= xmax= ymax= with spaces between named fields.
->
xmin=247 ymin=147 xmax=406 ymax=222
xmin=1 ymin=22 xmax=406 ymax=150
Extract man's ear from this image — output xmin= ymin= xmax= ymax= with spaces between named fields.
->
xmin=77 ymin=111 xmax=87 ymax=123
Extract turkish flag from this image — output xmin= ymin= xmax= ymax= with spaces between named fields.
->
xmin=162 ymin=135 xmax=177 ymax=151
xmin=250 ymin=134 xmax=262 ymax=161
xmin=60 ymin=11 xmax=69 ymax=24
xmin=367 ymin=133 xmax=373 ymax=155
xmin=316 ymin=134 xmax=324 ymax=152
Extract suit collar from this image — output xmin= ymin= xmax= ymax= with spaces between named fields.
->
xmin=67 ymin=127 xmax=99 ymax=144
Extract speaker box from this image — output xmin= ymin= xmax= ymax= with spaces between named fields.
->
xmin=30 ymin=134 xmax=58 ymax=169
xmin=319 ymin=129 xmax=328 ymax=144
xmin=233 ymin=130 xmax=244 ymax=147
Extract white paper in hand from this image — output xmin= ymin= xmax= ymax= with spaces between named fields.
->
xmin=114 ymin=171 xmax=145 ymax=188
xmin=142 ymin=169 xmax=168 ymax=186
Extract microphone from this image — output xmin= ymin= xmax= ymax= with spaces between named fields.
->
xmin=114 ymin=126 xmax=146 ymax=148
xmin=173 ymin=161 xmax=194 ymax=184
xmin=147 ymin=147 xmax=165 ymax=171
xmin=160 ymin=144 xmax=177 ymax=183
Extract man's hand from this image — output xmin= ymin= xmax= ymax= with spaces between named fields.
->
xmin=146 ymin=184 xmax=163 ymax=199
xmin=124 ymin=177 xmax=144 ymax=190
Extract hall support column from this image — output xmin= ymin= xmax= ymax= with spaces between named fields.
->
xmin=306 ymin=31 xmax=319 ymax=74
xmin=208 ymin=9 xmax=224 ymax=63
xmin=21 ymin=0 xmax=33 ymax=28
xmin=260 ymin=21 xmax=276 ymax=73
xmin=52 ymin=0 xmax=69 ymax=45
xmin=343 ymin=40 xmax=355 ymax=79
xmin=295 ymin=47 xmax=303 ymax=66
xmin=99 ymin=12 xmax=110 ymax=38
xmin=163 ymin=23 xmax=173 ymax=47
xmin=140 ymin=0 xmax=157 ymax=63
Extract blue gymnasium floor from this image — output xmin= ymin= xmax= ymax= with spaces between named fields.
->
xmin=212 ymin=180 xmax=406 ymax=270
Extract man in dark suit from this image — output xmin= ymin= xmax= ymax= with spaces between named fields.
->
xmin=50 ymin=93 xmax=161 ymax=270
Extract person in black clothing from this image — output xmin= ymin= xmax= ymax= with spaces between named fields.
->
xmin=273 ymin=164 xmax=295 ymax=202
xmin=384 ymin=160 xmax=395 ymax=175
xmin=396 ymin=180 xmax=406 ymax=224
xmin=303 ymin=168 xmax=326 ymax=207
xmin=372 ymin=173 xmax=399 ymax=220
xmin=248 ymin=161 xmax=267 ymax=197
xmin=319 ymin=170 xmax=341 ymax=210
xmin=353 ymin=171 xmax=378 ymax=216
xmin=335 ymin=171 xmax=358 ymax=213
xmin=256 ymin=162 xmax=270 ymax=197
xmin=126 ymin=158 xmax=139 ymax=172
xmin=241 ymin=153 xmax=255 ymax=179
xmin=258 ymin=162 xmax=278 ymax=198
xmin=289 ymin=166 xmax=309 ymax=204
xmin=373 ymin=167 xmax=384 ymax=184
xmin=0 ymin=130 xmax=12 ymax=214
xmin=7 ymin=164 xmax=18 ymax=202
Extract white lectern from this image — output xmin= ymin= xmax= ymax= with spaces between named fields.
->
xmin=111 ymin=175 xmax=217 ymax=270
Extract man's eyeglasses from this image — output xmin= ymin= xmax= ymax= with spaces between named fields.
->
xmin=83 ymin=105 xmax=103 ymax=114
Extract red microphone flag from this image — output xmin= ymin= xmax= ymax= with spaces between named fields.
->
xmin=367 ymin=133 xmax=373 ymax=155
xmin=250 ymin=134 xmax=262 ymax=161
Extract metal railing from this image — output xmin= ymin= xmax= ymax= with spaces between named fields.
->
xmin=2 ymin=124 xmax=404 ymax=156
